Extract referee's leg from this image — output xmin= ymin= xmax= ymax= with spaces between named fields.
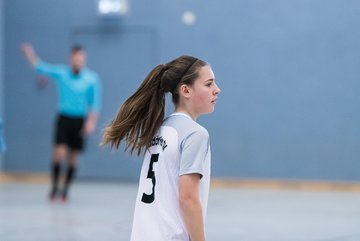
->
xmin=62 ymin=150 xmax=79 ymax=201
xmin=50 ymin=144 xmax=67 ymax=200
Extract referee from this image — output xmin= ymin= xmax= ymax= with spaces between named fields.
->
xmin=21 ymin=43 xmax=102 ymax=202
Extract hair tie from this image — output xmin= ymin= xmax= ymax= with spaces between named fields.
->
xmin=180 ymin=58 xmax=198 ymax=80
xmin=158 ymin=64 xmax=168 ymax=78
xmin=158 ymin=64 xmax=170 ymax=93
xmin=169 ymin=58 xmax=198 ymax=93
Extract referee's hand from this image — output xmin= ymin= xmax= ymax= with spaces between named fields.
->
xmin=83 ymin=119 xmax=96 ymax=136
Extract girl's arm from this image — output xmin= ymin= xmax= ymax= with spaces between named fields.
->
xmin=179 ymin=173 xmax=206 ymax=241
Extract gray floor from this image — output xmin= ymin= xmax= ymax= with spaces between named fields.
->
xmin=0 ymin=181 xmax=360 ymax=241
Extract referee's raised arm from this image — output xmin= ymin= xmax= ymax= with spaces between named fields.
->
xmin=21 ymin=42 xmax=39 ymax=67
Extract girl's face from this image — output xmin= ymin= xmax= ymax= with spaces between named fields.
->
xmin=187 ymin=65 xmax=221 ymax=119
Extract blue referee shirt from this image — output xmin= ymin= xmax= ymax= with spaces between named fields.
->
xmin=35 ymin=60 xmax=102 ymax=117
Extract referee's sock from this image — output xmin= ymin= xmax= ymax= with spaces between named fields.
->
xmin=50 ymin=162 xmax=61 ymax=199
xmin=62 ymin=166 xmax=76 ymax=200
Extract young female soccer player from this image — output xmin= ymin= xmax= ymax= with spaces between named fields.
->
xmin=102 ymin=55 xmax=220 ymax=241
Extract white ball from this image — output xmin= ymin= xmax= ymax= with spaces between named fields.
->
xmin=182 ymin=11 xmax=196 ymax=25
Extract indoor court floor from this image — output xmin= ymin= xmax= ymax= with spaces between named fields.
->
xmin=0 ymin=178 xmax=360 ymax=241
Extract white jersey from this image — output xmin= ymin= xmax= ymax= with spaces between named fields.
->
xmin=130 ymin=112 xmax=211 ymax=241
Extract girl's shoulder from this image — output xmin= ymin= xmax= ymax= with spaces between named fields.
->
xmin=163 ymin=114 xmax=209 ymax=139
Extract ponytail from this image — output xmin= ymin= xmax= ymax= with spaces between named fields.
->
xmin=102 ymin=64 xmax=166 ymax=155
xmin=102 ymin=55 xmax=207 ymax=155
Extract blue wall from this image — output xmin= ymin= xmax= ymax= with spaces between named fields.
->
xmin=3 ymin=0 xmax=360 ymax=181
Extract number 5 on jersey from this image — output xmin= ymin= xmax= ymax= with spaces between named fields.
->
xmin=141 ymin=153 xmax=159 ymax=204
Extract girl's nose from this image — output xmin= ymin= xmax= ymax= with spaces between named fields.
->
xmin=214 ymin=83 xmax=221 ymax=94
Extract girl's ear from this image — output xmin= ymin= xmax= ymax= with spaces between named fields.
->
xmin=179 ymin=84 xmax=191 ymax=99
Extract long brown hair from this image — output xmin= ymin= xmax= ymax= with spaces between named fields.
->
xmin=102 ymin=55 xmax=208 ymax=155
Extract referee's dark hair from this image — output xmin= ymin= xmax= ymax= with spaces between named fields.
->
xmin=71 ymin=44 xmax=85 ymax=53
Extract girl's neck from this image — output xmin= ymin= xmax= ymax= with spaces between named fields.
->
xmin=174 ymin=107 xmax=197 ymax=121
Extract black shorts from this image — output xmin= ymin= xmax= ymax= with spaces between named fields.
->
xmin=54 ymin=114 xmax=85 ymax=151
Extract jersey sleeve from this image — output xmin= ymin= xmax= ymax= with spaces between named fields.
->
xmin=35 ymin=60 xmax=63 ymax=80
xmin=87 ymin=74 xmax=102 ymax=113
xmin=179 ymin=128 xmax=210 ymax=178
